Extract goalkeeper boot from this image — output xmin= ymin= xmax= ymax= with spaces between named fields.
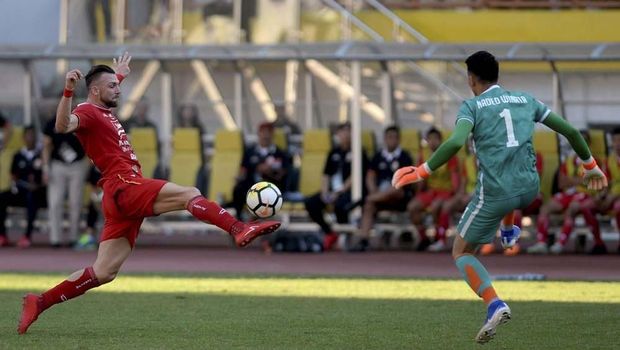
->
xmin=500 ymin=225 xmax=521 ymax=249
xmin=476 ymin=299 xmax=511 ymax=344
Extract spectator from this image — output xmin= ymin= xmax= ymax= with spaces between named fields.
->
xmin=406 ymin=127 xmax=460 ymax=251
xmin=272 ymin=103 xmax=301 ymax=136
xmin=232 ymin=122 xmax=290 ymax=219
xmin=43 ymin=116 xmax=89 ymax=248
xmin=176 ymin=103 xmax=204 ymax=133
xmin=304 ymin=122 xmax=368 ymax=251
xmin=75 ymin=166 xmax=102 ymax=251
xmin=354 ymin=125 xmax=413 ymax=251
xmin=0 ymin=112 xmax=12 ymax=188
xmin=124 ymin=98 xmax=157 ymax=132
xmin=428 ymin=139 xmax=476 ymax=253
xmin=529 ymin=131 xmax=606 ymax=254
xmin=595 ymin=127 xmax=620 ymax=253
xmin=0 ymin=111 xmax=12 ymax=152
xmin=0 ymin=126 xmax=47 ymax=248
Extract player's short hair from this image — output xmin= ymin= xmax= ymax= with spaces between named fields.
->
xmin=23 ymin=125 xmax=35 ymax=133
xmin=466 ymin=51 xmax=499 ymax=83
xmin=426 ymin=126 xmax=441 ymax=139
xmin=384 ymin=125 xmax=400 ymax=136
xmin=85 ymin=65 xmax=115 ymax=88
xmin=336 ymin=121 xmax=351 ymax=131
xmin=612 ymin=127 xmax=620 ymax=136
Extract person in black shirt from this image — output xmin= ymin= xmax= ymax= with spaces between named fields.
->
xmin=0 ymin=126 xmax=47 ymax=248
xmin=43 ymin=116 xmax=88 ymax=247
xmin=355 ymin=126 xmax=414 ymax=251
xmin=304 ymin=122 xmax=368 ymax=251
xmin=232 ymin=122 xmax=291 ymax=219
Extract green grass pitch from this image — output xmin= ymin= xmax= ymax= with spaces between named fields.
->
xmin=1 ymin=273 xmax=619 ymax=349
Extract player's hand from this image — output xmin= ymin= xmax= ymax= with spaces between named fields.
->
xmin=392 ymin=163 xmax=431 ymax=189
xmin=65 ymin=69 xmax=83 ymax=91
xmin=583 ymin=165 xmax=608 ymax=191
xmin=113 ymin=51 xmax=132 ymax=77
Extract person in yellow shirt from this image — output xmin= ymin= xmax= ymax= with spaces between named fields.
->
xmin=595 ymin=127 xmax=620 ymax=253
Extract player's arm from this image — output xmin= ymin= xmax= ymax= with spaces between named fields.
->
xmin=393 ymin=119 xmax=472 ymax=189
xmin=542 ymin=112 xmax=607 ymax=190
xmin=55 ymin=69 xmax=82 ymax=134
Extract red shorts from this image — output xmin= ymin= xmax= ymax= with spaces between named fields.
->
xmin=552 ymin=192 xmax=590 ymax=211
xmin=415 ymin=189 xmax=453 ymax=208
xmin=101 ymin=174 xmax=167 ymax=248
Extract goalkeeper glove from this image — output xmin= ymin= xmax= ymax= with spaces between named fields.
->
xmin=392 ymin=163 xmax=432 ymax=189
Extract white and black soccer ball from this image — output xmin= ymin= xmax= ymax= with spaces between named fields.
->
xmin=246 ymin=181 xmax=283 ymax=218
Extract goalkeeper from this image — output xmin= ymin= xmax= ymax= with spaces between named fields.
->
xmin=392 ymin=51 xmax=607 ymax=344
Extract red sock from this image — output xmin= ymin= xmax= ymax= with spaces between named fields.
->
xmin=186 ymin=196 xmax=239 ymax=233
xmin=536 ymin=215 xmax=549 ymax=243
xmin=514 ymin=210 xmax=523 ymax=228
xmin=417 ymin=225 xmax=429 ymax=240
xmin=582 ymin=208 xmax=604 ymax=246
xmin=436 ymin=210 xmax=450 ymax=242
xmin=559 ymin=216 xmax=574 ymax=245
xmin=614 ymin=201 xmax=620 ymax=234
xmin=40 ymin=267 xmax=100 ymax=311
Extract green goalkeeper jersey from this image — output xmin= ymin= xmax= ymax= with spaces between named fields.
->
xmin=456 ymin=85 xmax=550 ymax=200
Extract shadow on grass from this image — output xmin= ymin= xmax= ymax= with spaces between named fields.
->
xmin=1 ymin=291 xmax=619 ymax=350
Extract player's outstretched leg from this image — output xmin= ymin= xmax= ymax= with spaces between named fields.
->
xmin=153 ymin=183 xmax=281 ymax=248
xmin=453 ymin=236 xmax=510 ymax=344
xmin=18 ymin=238 xmax=131 ymax=334
xmin=186 ymin=195 xmax=280 ymax=247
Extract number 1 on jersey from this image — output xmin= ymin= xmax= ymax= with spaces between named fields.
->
xmin=499 ymin=108 xmax=519 ymax=148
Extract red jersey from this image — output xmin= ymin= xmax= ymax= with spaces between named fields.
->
xmin=73 ymin=102 xmax=141 ymax=184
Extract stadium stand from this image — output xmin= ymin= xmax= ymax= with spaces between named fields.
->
xmin=170 ymin=128 xmax=203 ymax=187
xmin=129 ymin=128 xmax=159 ymax=179
xmin=207 ymin=129 xmax=243 ymax=204
xmin=0 ymin=126 xmax=22 ymax=191
xmin=533 ymin=131 xmax=560 ymax=200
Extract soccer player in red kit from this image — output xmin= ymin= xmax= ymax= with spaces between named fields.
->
xmin=18 ymin=53 xmax=280 ymax=334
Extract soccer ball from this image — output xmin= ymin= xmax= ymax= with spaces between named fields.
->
xmin=246 ymin=181 xmax=283 ymax=218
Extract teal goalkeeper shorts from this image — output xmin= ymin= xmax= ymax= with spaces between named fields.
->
xmin=456 ymin=188 xmax=539 ymax=245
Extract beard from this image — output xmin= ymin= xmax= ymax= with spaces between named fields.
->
xmin=101 ymin=97 xmax=118 ymax=108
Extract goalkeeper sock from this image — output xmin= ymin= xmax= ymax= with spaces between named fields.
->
xmin=186 ymin=196 xmax=238 ymax=234
xmin=455 ymin=254 xmax=498 ymax=305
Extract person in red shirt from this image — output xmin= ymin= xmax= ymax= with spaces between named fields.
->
xmin=17 ymin=53 xmax=280 ymax=334
xmin=529 ymin=131 xmax=606 ymax=255
xmin=406 ymin=127 xmax=460 ymax=251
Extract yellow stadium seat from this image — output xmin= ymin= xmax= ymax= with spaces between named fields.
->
xmin=0 ymin=127 xmax=23 ymax=191
xmin=208 ymin=130 xmax=243 ymax=203
xmin=129 ymin=128 xmax=158 ymax=178
xmin=589 ymin=129 xmax=608 ymax=162
xmin=299 ymin=129 xmax=331 ymax=196
xmin=170 ymin=128 xmax=203 ymax=187
xmin=273 ymin=128 xmax=288 ymax=151
xmin=400 ymin=128 xmax=420 ymax=163
xmin=362 ymin=129 xmax=376 ymax=156
xmin=533 ymin=131 xmax=560 ymax=200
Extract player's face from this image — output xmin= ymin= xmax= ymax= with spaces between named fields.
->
xmin=92 ymin=73 xmax=121 ymax=108
xmin=613 ymin=134 xmax=620 ymax=155
xmin=384 ymin=130 xmax=400 ymax=151
xmin=427 ymin=133 xmax=441 ymax=151
xmin=23 ymin=130 xmax=36 ymax=149
xmin=337 ymin=127 xmax=351 ymax=148
xmin=258 ymin=127 xmax=273 ymax=146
